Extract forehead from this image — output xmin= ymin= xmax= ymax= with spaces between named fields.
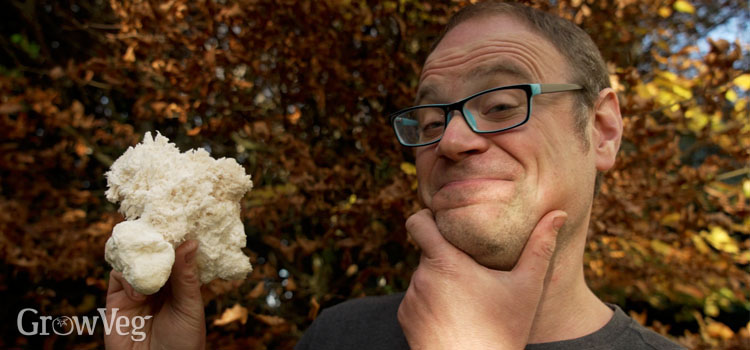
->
xmin=418 ymin=14 xmax=568 ymax=100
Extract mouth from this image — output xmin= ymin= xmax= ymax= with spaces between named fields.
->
xmin=438 ymin=178 xmax=512 ymax=192
xmin=430 ymin=178 xmax=516 ymax=208
xmin=428 ymin=178 xmax=517 ymax=211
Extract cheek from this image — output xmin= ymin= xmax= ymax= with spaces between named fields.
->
xmin=415 ymin=147 xmax=436 ymax=205
xmin=534 ymin=145 xmax=596 ymax=216
xmin=515 ymin=122 xmax=574 ymax=206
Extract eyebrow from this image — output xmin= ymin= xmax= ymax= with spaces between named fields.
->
xmin=415 ymin=60 xmax=534 ymax=105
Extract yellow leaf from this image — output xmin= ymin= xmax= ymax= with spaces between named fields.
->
xmin=673 ymin=0 xmax=695 ymax=14
xmin=635 ymin=83 xmax=653 ymax=99
xmin=733 ymin=73 xmax=750 ymax=90
xmin=656 ymin=90 xmax=678 ymax=106
xmin=743 ymin=179 xmax=750 ymax=198
xmin=660 ymin=212 xmax=681 ymax=227
xmin=707 ymin=321 xmax=735 ymax=340
xmin=400 ymin=162 xmax=416 ymax=175
xmin=672 ymin=84 xmax=692 ymax=99
xmin=658 ymin=7 xmax=672 ymax=17
xmin=716 ymin=134 xmax=733 ymax=150
xmin=651 ymin=239 xmax=673 ymax=256
xmin=709 ymin=110 xmax=725 ymax=132
xmin=703 ymin=226 xmax=739 ymax=254
xmin=659 ymin=71 xmax=678 ymax=82
xmin=348 ymin=194 xmax=357 ymax=204
xmin=725 ymin=89 xmax=738 ymax=102
xmin=718 ymin=287 xmax=735 ymax=300
xmin=691 ymin=234 xmax=710 ymax=254
xmin=704 ymin=302 xmax=719 ymax=317
xmin=213 ymin=304 xmax=248 ymax=326
xmin=684 ymin=107 xmax=709 ymax=132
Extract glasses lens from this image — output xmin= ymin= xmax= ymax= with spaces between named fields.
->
xmin=392 ymin=107 xmax=445 ymax=146
xmin=463 ymin=88 xmax=528 ymax=132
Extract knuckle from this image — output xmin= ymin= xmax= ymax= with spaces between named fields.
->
xmin=427 ymin=257 xmax=459 ymax=275
xmin=535 ymin=237 xmax=556 ymax=261
xmin=405 ymin=209 xmax=430 ymax=233
xmin=410 ymin=268 xmax=429 ymax=288
xmin=396 ymin=303 xmax=407 ymax=323
xmin=405 ymin=215 xmax=419 ymax=233
xmin=182 ymin=269 xmax=200 ymax=285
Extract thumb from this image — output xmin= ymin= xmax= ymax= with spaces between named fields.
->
xmin=170 ymin=240 xmax=203 ymax=310
xmin=405 ymin=209 xmax=458 ymax=260
xmin=511 ymin=211 xmax=567 ymax=282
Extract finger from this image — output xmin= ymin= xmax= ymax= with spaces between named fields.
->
xmin=107 ymin=270 xmax=125 ymax=295
xmin=511 ymin=210 xmax=567 ymax=282
xmin=169 ymin=240 xmax=203 ymax=312
xmin=406 ymin=209 xmax=460 ymax=260
xmin=107 ymin=270 xmax=146 ymax=301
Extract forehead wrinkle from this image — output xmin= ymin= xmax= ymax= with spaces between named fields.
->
xmin=417 ymin=58 xmax=532 ymax=104
xmin=415 ymin=85 xmax=438 ymax=105
xmin=464 ymin=61 xmax=533 ymax=84
xmin=420 ymin=38 xmax=552 ymax=87
xmin=417 ymin=53 xmax=544 ymax=105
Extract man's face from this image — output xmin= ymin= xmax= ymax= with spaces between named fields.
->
xmin=415 ymin=14 xmax=598 ymax=270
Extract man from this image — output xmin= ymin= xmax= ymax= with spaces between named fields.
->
xmin=105 ymin=1 xmax=686 ymax=349
xmin=296 ymin=2 xmax=685 ymax=349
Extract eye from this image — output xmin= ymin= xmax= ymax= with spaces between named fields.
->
xmin=486 ymin=103 xmax=515 ymax=114
xmin=422 ymin=120 xmax=445 ymax=131
xmin=414 ymin=109 xmax=445 ymax=133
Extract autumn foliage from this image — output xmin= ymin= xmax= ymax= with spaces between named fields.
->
xmin=1 ymin=0 xmax=748 ymax=349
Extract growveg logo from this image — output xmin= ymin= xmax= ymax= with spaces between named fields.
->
xmin=17 ymin=308 xmax=153 ymax=341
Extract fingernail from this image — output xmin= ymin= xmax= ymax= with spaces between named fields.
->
xmin=185 ymin=242 xmax=198 ymax=264
xmin=553 ymin=214 xmax=567 ymax=232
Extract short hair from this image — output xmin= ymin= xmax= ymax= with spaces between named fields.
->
xmin=429 ymin=1 xmax=611 ymax=144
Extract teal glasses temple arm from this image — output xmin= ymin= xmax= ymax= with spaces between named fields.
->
xmin=533 ymin=83 xmax=583 ymax=96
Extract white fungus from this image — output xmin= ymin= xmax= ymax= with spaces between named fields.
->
xmin=104 ymin=132 xmax=253 ymax=295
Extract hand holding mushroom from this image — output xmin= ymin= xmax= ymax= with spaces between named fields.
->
xmin=104 ymin=132 xmax=253 ymax=295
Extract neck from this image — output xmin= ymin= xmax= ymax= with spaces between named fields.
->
xmin=526 ymin=218 xmax=613 ymax=344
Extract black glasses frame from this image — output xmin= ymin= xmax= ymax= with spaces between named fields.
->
xmin=389 ymin=83 xmax=582 ymax=147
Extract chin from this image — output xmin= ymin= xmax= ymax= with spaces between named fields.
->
xmin=433 ymin=204 xmax=534 ymax=271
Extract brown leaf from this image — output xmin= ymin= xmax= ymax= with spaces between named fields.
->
xmin=123 ymin=45 xmax=136 ymax=62
xmin=61 ymin=209 xmax=86 ymax=223
xmin=0 ymin=103 xmax=23 ymax=115
xmin=186 ymin=126 xmax=201 ymax=136
xmin=247 ymin=282 xmax=265 ymax=299
xmin=308 ymin=297 xmax=320 ymax=320
xmin=213 ymin=304 xmax=248 ymax=326
xmin=49 ymin=66 xmax=65 ymax=80
xmin=217 ymin=3 xmax=245 ymax=20
xmin=253 ymin=314 xmax=286 ymax=327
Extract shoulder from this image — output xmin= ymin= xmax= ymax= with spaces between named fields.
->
xmin=319 ymin=292 xmax=405 ymax=323
xmin=295 ymin=293 xmax=408 ymax=350
xmin=527 ymin=303 xmax=686 ymax=350
xmin=612 ymin=304 xmax=687 ymax=350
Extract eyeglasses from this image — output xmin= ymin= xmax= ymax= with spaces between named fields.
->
xmin=389 ymin=83 xmax=583 ymax=147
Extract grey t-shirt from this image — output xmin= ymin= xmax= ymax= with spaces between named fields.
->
xmin=296 ymin=292 xmax=685 ymax=350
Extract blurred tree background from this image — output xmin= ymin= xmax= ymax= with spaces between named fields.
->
xmin=0 ymin=0 xmax=748 ymax=348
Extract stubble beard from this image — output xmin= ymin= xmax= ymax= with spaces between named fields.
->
xmin=433 ymin=187 xmax=535 ymax=271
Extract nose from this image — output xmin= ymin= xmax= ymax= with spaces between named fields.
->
xmin=435 ymin=110 xmax=490 ymax=161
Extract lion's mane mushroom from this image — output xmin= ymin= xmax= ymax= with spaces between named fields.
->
xmin=104 ymin=132 xmax=253 ymax=295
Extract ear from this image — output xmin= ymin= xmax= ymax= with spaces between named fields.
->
xmin=591 ymin=88 xmax=623 ymax=171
